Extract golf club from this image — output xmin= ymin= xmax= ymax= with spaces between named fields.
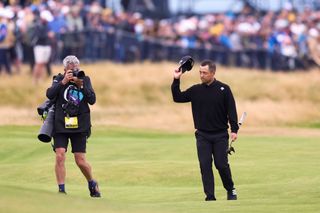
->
xmin=227 ymin=112 xmax=247 ymax=155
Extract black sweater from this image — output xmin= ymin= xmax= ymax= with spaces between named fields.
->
xmin=171 ymin=78 xmax=239 ymax=133
xmin=46 ymin=74 xmax=96 ymax=134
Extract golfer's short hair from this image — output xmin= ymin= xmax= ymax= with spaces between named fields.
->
xmin=63 ymin=55 xmax=80 ymax=68
xmin=200 ymin=60 xmax=216 ymax=72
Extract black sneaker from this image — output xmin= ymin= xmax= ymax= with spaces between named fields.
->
xmin=89 ymin=180 xmax=101 ymax=198
xmin=205 ymin=196 xmax=216 ymax=201
xmin=227 ymin=189 xmax=237 ymax=200
xmin=58 ymin=190 xmax=67 ymax=194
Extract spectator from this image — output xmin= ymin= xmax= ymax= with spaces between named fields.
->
xmin=307 ymin=28 xmax=320 ymax=66
xmin=32 ymin=10 xmax=54 ymax=83
xmin=62 ymin=5 xmax=84 ymax=59
xmin=0 ymin=8 xmax=14 ymax=75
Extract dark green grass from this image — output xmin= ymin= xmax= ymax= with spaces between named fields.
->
xmin=0 ymin=126 xmax=319 ymax=213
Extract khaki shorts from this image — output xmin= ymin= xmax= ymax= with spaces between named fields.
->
xmin=34 ymin=45 xmax=51 ymax=63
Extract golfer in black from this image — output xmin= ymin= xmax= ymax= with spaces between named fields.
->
xmin=171 ymin=59 xmax=239 ymax=201
xmin=46 ymin=55 xmax=100 ymax=197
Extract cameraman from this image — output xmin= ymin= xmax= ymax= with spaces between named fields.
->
xmin=46 ymin=55 xmax=100 ymax=197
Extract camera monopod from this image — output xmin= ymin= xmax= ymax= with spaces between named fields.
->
xmin=227 ymin=112 xmax=247 ymax=155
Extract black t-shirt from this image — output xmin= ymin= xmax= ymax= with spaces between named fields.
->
xmin=171 ymin=78 xmax=239 ymax=133
xmin=46 ymin=74 xmax=96 ymax=134
xmin=32 ymin=20 xmax=51 ymax=46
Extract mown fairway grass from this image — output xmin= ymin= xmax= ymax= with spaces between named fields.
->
xmin=0 ymin=125 xmax=319 ymax=213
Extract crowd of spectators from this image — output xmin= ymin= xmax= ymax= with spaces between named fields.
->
xmin=0 ymin=0 xmax=319 ymax=77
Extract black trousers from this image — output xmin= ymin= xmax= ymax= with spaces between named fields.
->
xmin=195 ymin=130 xmax=235 ymax=199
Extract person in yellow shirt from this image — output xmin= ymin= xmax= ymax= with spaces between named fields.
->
xmin=0 ymin=13 xmax=15 ymax=75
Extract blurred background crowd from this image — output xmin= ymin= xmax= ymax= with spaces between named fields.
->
xmin=0 ymin=0 xmax=319 ymax=79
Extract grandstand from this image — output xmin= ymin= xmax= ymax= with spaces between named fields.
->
xmin=0 ymin=0 xmax=319 ymax=73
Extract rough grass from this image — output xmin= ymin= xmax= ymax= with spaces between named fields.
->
xmin=0 ymin=63 xmax=319 ymax=129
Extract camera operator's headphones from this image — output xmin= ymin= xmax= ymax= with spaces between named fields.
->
xmin=178 ymin=55 xmax=194 ymax=73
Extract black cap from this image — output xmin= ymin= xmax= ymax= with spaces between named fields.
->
xmin=178 ymin=55 xmax=194 ymax=73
